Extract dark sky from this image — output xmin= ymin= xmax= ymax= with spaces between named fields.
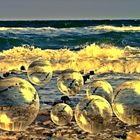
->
xmin=0 ymin=0 xmax=139 ymax=20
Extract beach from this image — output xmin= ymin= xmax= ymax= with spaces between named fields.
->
xmin=0 ymin=70 xmax=140 ymax=140
xmin=0 ymin=108 xmax=133 ymax=140
xmin=0 ymin=20 xmax=140 ymax=139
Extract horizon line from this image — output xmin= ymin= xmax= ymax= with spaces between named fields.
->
xmin=0 ymin=18 xmax=139 ymax=21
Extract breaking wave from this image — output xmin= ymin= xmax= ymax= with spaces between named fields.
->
xmin=94 ymin=25 xmax=140 ymax=32
xmin=0 ymin=43 xmax=140 ymax=74
xmin=1 ymin=25 xmax=140 ymax=32
xmin=0 ymin=27 xmax=58 ymax=32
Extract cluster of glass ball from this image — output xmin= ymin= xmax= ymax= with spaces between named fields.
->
xmin=0 ymin=59 xmax=140 ymax=134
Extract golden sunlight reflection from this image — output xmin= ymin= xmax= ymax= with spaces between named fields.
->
xmin=1 ymin=43 xmax=140 ymax=73
xmin=51 ymin=103 xmax=73 ymax=126
xmin=113 ymin=80 xmax=140 ymax=125
xmin=0 ymin=77 xmax=39 ymax=131
xmin=75 ymin=95 xmax=112 ymax=133
xmin=79 ymin=114 xmax=88 ymax=125
xmin=57 ymin=70 xmax=83 ymax=96
xmin=0 ymin=114 xmax=11 ymax=124
xmin=127 ymin=131 xmax=140 ymax=140
xmin=27 ymin=60 xmax=53 ymax=86
xmin=86 ymin=80 xmax=113 ymax=103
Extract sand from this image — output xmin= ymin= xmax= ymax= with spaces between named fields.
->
xmin=0 ymin=107 xmax=140 ymax=140
xmin=0 ymin=72 xmax=140 ymax=140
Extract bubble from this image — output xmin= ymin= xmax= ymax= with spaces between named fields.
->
xmin=27 ymin=60 xmax=53 ymax=86
xmin=0 ymin=77 xmax=39 ymax=131
xmin=75 ymin=95 xmax=112 ymax=133
xmin=112 ymin=80 xmax=140 ymax=125
xmin=51 ymin=103 xmax=73 ymax=125
xmin=57 ymin=69 xmax=84 ymax=96
xmin=86 ymin=80 xmax=113 ymax=103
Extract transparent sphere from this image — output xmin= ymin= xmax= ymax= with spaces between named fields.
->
xmin=27 ymin=60 xmax=53 ymax=86
xmin=57 ymin=69 xmax=84 ymax=96
xmin=86 ymin=80 xmax=113 ymax=103
xmin=0 ymin=77 xmax=39 ymax=131
xmin=51 ymin=103 xmax=73 ymax=125
xmin=75 ymin=95 xmax=112 ymax=133
xmin=112 ymin=80 xmax=140 ymax=125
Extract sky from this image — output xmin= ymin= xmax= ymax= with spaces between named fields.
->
xmin=0 ymin=0 xmax=139 ymax=20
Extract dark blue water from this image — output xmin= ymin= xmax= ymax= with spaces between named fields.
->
xmin=0 ymin=20 xmax=140 ymax=51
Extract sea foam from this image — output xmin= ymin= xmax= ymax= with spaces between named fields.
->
xmin=0 ymin=43 xmax=140 ymax=74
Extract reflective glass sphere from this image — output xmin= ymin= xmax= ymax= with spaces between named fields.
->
xmin=0 ymin=77 xmax=39 ymax=131
xmin=86 ymin=80 xmax=113 ymax=103
xmin=57 ymin=69 xmax=84 ymax=96
xmin=27 ymin=60 xmax=53 ymax=86
xmin=112 ymin=80 xmax=140 ymax=125
xmin=51 ymin=103 xmax=73 ymax=125
xmin=75 ymin=95 xmax=112 ymax=133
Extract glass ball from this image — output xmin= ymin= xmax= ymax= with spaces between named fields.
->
xmin=75 ymin=95 xmax=112 ymax=133
xmin=57 ymin=69 xmax=84 ymax=96
xmin=0 ymin=77 xmax=39 ymax=131
xmin=51 ymin=103 xmax=73 ymax=125
xmin=86 ymin=80 xmax=113 ymax=103
xmin=112 ymin=80 xmax=140 ymax=125
xmin=27 ymin=60 xmax=53 ymax=86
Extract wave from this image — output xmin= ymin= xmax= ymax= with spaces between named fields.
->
xmin=0 ymin=27 xmax=58 ymax=31
xmin=0 ymin=43 xmax=140 ymax=74
xmin=0 ymin=27 xmax=84 ymax=33
xmin=93 ymin=25 xmax=140 ymax=32
xmin=0 ymin=20 xmax=140 ymax=28
xmin=1 ymin=25 xmax=140 ymax=33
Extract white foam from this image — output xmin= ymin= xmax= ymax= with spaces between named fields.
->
xmin=93 ymin=25 xmax=140 ymax=32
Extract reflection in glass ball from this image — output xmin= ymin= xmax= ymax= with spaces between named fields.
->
xmin=27 ymin=60 xmax=53 ymax=86
xmin=51 ymin=103 xmax=73 ymax=125
xmin=75 ymin=95 xmax=112 ymax=133
xmin=112 ymin=80 xmax=140 ymax=125
xmin=0 ymin=77 xmax=39 ymax=131
xmin=86 ymin=80 xmax=113 ymax=103
xmin=57 ymin=69 xmax=84 ymax=96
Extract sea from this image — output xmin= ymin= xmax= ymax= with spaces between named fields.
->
xmin=0 ymin=20 xmax=140 ymax=51
xmin=0 ymin=20 xmax=140 ymax=124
